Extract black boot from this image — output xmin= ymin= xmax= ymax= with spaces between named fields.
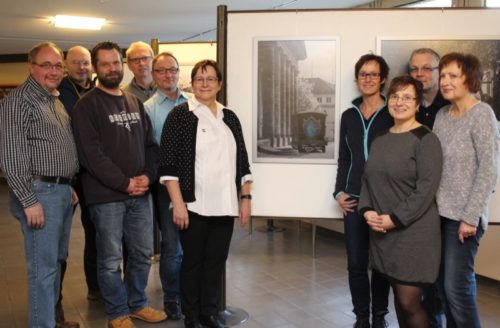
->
xmin=354 ymin=316 xmax=370 ymax=328
xmin=184 ymin=317 xmax=204 ymax=328
xmin=200 ymin=314 xmax=224 ymax=328
xmin=372 ymin=316 xmax=388 ymax=328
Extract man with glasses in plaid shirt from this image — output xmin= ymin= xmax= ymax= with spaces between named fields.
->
xmin=0 ymin=42 xmax=79 ymax=328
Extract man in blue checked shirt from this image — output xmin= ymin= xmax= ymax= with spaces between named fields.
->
xmin=144 ymin=52 xmax=190 ymax=321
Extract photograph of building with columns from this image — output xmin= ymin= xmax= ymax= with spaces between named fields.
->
xmin=255 ymin=39 xmax=337 ymax=163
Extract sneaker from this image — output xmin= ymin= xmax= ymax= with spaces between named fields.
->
xmin=107 ymin=316 xmax=136 ymax=328
xmin=372 ymin=316 xmax=388 ymax=328
xmin=130 ymin=306 xmax=167 ymax=323
xmin=354 ymin=317 xmax=370 ymax=328
xmin=164 ymin=301 xmax=182 ymax=320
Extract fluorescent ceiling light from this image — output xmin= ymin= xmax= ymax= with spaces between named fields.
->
xmin=52 ymin=15 xmax=105 ymax=30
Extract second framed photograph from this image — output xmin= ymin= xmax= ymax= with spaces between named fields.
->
xmin=379 ymin=36 xmax=500 ymax=121
xmin=253 ymin=37 xmax=340 ymax=164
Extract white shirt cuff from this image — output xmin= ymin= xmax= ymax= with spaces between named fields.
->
xmin=159 ymin=175 xmax=179 ymax=185
xmin=241 ymin=174 xmax=253 ymax=186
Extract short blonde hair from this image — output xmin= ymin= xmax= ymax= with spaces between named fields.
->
xmin=125 ymin=41 xmax=153 ymax=59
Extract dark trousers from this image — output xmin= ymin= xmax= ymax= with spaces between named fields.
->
xmin=81 ymin=203 xmax=100 ymax=292
xmin=180 ymin=212 xmax=234 ymax=320
xmin=344 ymin=209 xmax=390 ymax=319
xmin=56 ymin=179 xmax=99 ymax=318
xmin=422 ymin=284 xmax=443 ymax=327
xmin=75 ymin=179 xmax=100 ymax=293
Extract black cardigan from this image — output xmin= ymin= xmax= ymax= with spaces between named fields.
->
xmin=158 ymin=102 xmax=251 ymax=202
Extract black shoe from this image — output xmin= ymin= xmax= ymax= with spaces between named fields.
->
xmin=165 ymin=301 xmax=182 ymax=320
xmin=200 ymin=314 xmax=224 ymax=328
xmin=184 ymin=317 xmax=204 ymax=328
xmin=87 ymin=290 xmax=105 ymax=304
xmin=354 ymin=317 xmax=370 ymax=328
xmin=55 ymin=320 xmax=80 ymax=328
xmin=372 ymin=316 xmax=388 ymax=328
xmin=55 ymin=301 xmax=65 ymax=322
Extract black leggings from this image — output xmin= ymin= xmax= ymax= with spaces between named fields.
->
xmin=392 ymin=282 xmax=428 ymax=328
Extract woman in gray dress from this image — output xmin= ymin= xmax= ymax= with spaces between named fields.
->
xmin=359 ymin=75 xmax=443 ymax=328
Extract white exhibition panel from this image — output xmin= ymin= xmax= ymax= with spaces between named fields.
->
xmin=226 ymin=8 xmax=500 ymax=221
xmin=157 ymin=42 xmax=217 ymax=91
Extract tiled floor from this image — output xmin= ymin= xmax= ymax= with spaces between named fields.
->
xmin=1 ymin=180 xmax=500 ymax=328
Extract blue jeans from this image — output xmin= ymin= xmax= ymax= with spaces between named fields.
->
xmin=89 ymin=195 xmax=153 ymax=319
xmin=438 ymin=217 xmax=484 ymax=328
xmin=155 ymin=183 xmax=182 ymax=303
xmin=344 ymin=209 xmax=390 ymax=319
xmin=9 ymin=181 xmax=73 ymax=328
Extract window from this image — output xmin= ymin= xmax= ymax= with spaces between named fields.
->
xmin=326 ymin=97 xmax=332 ymax=103
xmin=317 ymin=97 xmax=322 ymax=103
xmin=403 ymin=0 xmax=452 ymax=8
xmin=486 ymin=0 xmax=500 ymax=6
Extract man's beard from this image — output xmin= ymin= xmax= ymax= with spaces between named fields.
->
xmin=97 ymin=70 xmax=123 ymax=89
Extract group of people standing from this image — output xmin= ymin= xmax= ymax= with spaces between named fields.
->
xmin=335 ymin=49 xmax=499 ymax=328
xmin=1 ymin=39 xmax=498 ymax=328
xmin=0 ymin=40 xmax=251 ymax=328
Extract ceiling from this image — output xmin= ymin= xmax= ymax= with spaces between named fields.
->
xmin=0 ymin=0 xmax=370 ymax=56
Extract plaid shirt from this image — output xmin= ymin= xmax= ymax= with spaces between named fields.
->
xmin=0 ymin=76 xmax=79 ymax=207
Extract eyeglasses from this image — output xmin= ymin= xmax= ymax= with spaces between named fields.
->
xmin=153 ymin=67 xmax=179 ymax=75
xmin=32 ymin=62 xmax=65 ymax=71
xmin=358 ymin=72 xmax=381 ymax=80
xmin=409 ymin=66 xmax=438 ymax=74
xmin=439 ymin=73 xmax=462 ymax=80
xmin=128 ymin=56 xmax=152 ymax=64
xmin=388 ymin=94 xmax=416 ymax=103
xmin=192 ymin=76 xmax=219 ymax=84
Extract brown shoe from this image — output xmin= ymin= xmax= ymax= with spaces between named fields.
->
xmin=107 ymin=316 xmax=136 ymax=328
xmin=56 ymin=320 xmax=80 ymax=328
xmin=130 ymin=306 xmax=167 ymax=323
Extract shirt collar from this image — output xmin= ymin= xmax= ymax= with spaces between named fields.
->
xmin=26 ymin=75 xmax=60 ymax=98
xmin=188 ymin=97 xmax=225 ymax=114
xmin=131 ymin=77 xmax=155 ymax=92
xmin=156 ymin=88 xmax=188 ymax=105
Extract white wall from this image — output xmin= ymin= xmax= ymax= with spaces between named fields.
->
xmin=0 ymin=62 xmax=28 ymax=84
xmin=227 ymin=8 xmax=500 ymax=280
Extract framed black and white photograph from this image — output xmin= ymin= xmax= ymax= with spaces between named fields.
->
xmin=379 ymin=37 xmax=500 ymax=120
xmin=253 ymin=37 xmax=340 ymax=164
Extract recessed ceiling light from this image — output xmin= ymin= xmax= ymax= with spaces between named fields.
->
xmin=51 ymin=15 xmax=105 ymax=30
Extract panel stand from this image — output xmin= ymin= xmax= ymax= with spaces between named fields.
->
xmin=216 ymin=8 xmax=248 ymax=324
xmin=218 ymin=266 xmax=249 ymax=327
xmin=255 ymin=219 xmax=285 ymax=233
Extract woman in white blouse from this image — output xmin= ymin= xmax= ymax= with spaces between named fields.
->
xmin=158 ymin=60 xmax=252 ymax=328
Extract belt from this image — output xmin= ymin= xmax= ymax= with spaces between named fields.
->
xmin=34 ymin=175 xmax=73 ymax=185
